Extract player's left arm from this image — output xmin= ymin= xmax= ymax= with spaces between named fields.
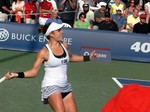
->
xmin=63 ymin=41 xmax=98 ymax=62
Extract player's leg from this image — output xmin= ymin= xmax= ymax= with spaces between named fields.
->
xmin=48 ymin=92 xmax=65 ymax=112
xmin=63 ymin=92 xmax=78 ymax=112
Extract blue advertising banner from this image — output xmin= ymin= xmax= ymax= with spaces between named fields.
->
xmin=0 ymin=22 xmax=150 ymax=62
xmin=80 ymin=46 xmax=111 ymax=62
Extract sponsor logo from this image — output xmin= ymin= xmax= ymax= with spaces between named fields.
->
xmin=0 ymin=28 xmax=9 ymax=42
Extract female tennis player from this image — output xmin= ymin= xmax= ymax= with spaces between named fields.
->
xmin=5 ymin=22 xmax=98 ymax=112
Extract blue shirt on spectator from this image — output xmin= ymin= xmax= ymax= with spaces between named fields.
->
xmin=45 ymin=18 xmax=62 ymax=24
xmin=112 ymin=14 xmax=126 ymax=30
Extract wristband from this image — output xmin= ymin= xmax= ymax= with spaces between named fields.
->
xmin=83 ymin=56 xmax=90 ymax=61
xmin=17 ymin=72 xmax=25 ymax=78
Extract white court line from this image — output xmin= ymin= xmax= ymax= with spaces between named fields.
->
xmin=112 ymin=77 xmax=123 ymax=88
xmin=115 ymin=77 xmax=150 ymax=82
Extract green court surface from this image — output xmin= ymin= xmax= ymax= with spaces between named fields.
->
xmin=0 ymin=49 xmax=150 ymax=112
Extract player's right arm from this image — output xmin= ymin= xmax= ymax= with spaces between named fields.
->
xmin=5 ymin=47 xmax=48 ymax=80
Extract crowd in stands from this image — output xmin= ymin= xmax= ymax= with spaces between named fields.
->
xmin=0 ymin=0 xmax=150 ymax=34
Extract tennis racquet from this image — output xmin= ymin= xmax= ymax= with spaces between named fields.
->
xmin=0 ymin=76 xmax=6 ymax=83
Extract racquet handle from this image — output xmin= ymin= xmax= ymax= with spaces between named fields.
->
xmin=0 ymin=76 xmax=6 ymax=83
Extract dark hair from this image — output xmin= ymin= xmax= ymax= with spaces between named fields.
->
xmin=38 ymin=23 xmax=51 ymax=35
xmin=38 ymin=23 xmax=52 ymax=40
xmin=82 ymin=3 xmax=89 ymax=8
xmin=79 ymin=12 xmax=86 ymax=19
xmin=126 ymin=0 xmax=135 ymax=8
xmin=133 ymin=8 xmax=139 ymax=12
xmin=104 ymin=12 xmax=110 ymax=17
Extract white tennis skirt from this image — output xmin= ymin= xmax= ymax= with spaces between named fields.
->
xmin=41 ymin=83 xmax=72 ymax=104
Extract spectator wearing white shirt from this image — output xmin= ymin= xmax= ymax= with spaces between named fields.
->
xmin=145 ymin=0 xmax=150 ymax=23
xmin=12 ymin=0 xmax=25 ymax=23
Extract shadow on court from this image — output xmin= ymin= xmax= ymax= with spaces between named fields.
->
xmin=0 ymin=50 xmax=34 ymax=63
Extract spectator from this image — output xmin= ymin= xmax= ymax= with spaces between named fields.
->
xmin=98 ymin=12 xmax=119 ymax=31
xmin=112 ymin=7 xmax=126 ymax=32
xmin=121 ymin=0 xmax=128 ymax=5
xmin=59 ymin=0 xmax=77 ymax=27
xmin=37 ymin=0 xmax=57 ymax=9
xmin=0 ymin=0 xmax=14 ymax=22
xmin=133 ymin=13 xmax=150 ymax=34
xmin=39 ymin=0 xmax=53 ymax=25
xmin=108 ymin=0 xmax=116 ymax=6
xmin=109 ymin=0 xmax=125 ymax=16
xmin=73 ymin=12 xmax=92 ymax=29
xmin=45 ymin=9 xmax=62 ymax=24
xmin=108 ymin=0 xmax=125 ymax=6
xmin=78 ymin=3 xmax=94 ymax=26
xmin=78 ymin=0 xmax=95 ymax=12
xmin=126 ymin=8 xmax=140 ymax=32
xmin=48 ymin=0 xmax=57 ymax=10
xmin=140 ymin=0 xmax=149 ymax=10
xmin=12 ymin=0 xmax=25 ymax=23
xmin=134 ymin=0 xmax=143 ymax=10
xmin=93 ymin=2 xmax=107 ymax=30
xmin=78 ymin=0 xmax=88 ymax=12
xmin=23 ymin=0 xmax=37 ymax=24
xmin=144 ymin=0 xmax=150 ymax=23
xmin=124 ymin=0 xmax=136 ymax=19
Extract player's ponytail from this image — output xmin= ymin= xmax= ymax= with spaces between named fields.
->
xmin=38 ymin=23 xmax=51 ymax=35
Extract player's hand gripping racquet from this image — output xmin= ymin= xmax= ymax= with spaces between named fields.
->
xmin=0 ymin=72 xmax=12 ymax=83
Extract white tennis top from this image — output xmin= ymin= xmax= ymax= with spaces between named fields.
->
xmin=41 ymin=43 xmax=70 ymax=87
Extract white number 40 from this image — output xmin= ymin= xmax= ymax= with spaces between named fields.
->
xmin=131 ymin=42 xmax=150 ymax=53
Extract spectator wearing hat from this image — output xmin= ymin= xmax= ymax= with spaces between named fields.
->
xmin=109 ymin=0 xmax=125 ymax=16
xmin=78 ymin=3 xmax=94 ymax=26
xmin=133 ymin=13 xmax=150 ymax=34
xmin=78 ymin=0 xmax=95 ymax=12
xmin=73 ymin=12 xmax=92 ymax=29
xmin=112 ymin=7 xmax=126 ymax=32
xmin=98 ymin=12 xmax=119 ymax=31
xmin=93 ymin=2 xmax=107 ymax=30
xmin=126 ymin=8 xmax=140 ymax=32
xmin=145 ymin=0 xmax=150 ymax=23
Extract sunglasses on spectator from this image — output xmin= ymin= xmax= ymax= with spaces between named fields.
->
xmin=130 ymin=1 xmax=134 ymax=3
xmin=117 ymin=9 xmax=121 ymax=11
xmin=81 ymin=16 xmax=86 ymax=18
